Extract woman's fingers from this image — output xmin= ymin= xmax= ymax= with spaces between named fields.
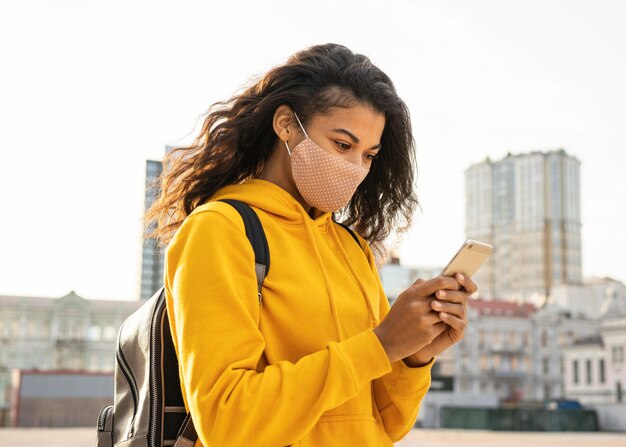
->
xmin=435 ymin=289 xmax=468 ymax=305
xmin=455 ymin=273 xmax=478 ymax=295
xmin=439 ymin=312 xmax=466 ymax=336
xmin=408 ymin=276 xmax=461 ymax=297
xmin=431 ymin=299 xmax=466 ymax=320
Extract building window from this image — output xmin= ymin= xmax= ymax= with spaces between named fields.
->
xmin=573 ymin=360 xmax=579 ymax=385
xmin=104 ymin=325 xmax=118 ymax=341
xmin=613 ymin=346 xmax=625 ymax=364
xmin=599 ymin=359 xmax=606 ymax=384
xmin=27 ymin=321 xmax=39 ymax=338
xmin=544 ymin=385 xmax=551 ymax=400
xmin=586 ymin=359 xmax=592 ymax=384
xmin=88 ymin=325 xmax=102 ymax=341
xmin=523 ymin=332 xmax=530 ymax=346
xmin=509 ymin=331 xmax=517 ymax=346
xmin=542 ymin=357 xmax=549 ymax=375
xmin=480 ymin=355 xmax=489 ymax=370
xmin=493 ymin=355 xmax=501 ymax=370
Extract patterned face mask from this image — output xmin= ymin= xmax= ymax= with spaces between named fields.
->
xmin=285 ymin=112 xmax=370 ymax=213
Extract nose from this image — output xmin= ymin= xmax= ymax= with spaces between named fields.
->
xmin=346 ymin=151 xmax=365 ymax=168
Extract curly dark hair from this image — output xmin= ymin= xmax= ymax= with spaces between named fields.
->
xmin=146 ymin=43 xmax=418 ymax=250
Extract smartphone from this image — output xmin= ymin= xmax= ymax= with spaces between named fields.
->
xmin=439 ymin=240 xmax=494 ymax=278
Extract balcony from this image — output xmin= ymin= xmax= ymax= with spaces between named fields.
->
xmin=487 ymin=344 xmax=526 ymax=355
xmin=485 ymin=368 xmax=528 ymax=380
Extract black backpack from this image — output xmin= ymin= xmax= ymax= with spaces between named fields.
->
xmin=97 ymin=199 xmax=270 ymax=447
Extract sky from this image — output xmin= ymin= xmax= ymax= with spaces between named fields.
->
xmin=1 ymin=0 xmax=625 ymax=300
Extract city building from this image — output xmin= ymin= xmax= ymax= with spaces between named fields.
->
xmin=0 ymin=291 xmax=142 ymax=426
xmin=454 ymin=299 xmax=538 ymax=400
xmin=140 ymin=159 xmax=165 ymax=299
xmin=378 ymin=259 xmax=626 ymax=429
xmin=562 ymin=288 xmax=626 ymax=405
xmin=452 ymin=299 xmax=597 ymax=402
xmin=552 ymin=276 xmax=626 ymax=319
xmin=140 ymin=145 xmax=179 ymax=300
xmin=465 ymin=149 xmax=582 ymax=300
xmin=379 ymin=260 xmax=599 ymax=400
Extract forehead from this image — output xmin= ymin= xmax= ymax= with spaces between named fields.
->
xmin=308 ymin=105 xmax=385 ymax=142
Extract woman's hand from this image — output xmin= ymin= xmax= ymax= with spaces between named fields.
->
xmin=403 ymin=273 xmax=477 ymax=367
xmin=373 ymin=276 xmax=464 ymax=364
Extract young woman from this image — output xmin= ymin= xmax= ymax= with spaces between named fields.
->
xmin=148 ymin=43 xmax=477 ymax=446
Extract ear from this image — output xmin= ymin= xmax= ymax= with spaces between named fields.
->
xmin=272 ymin=104 xmax=294 ymax=142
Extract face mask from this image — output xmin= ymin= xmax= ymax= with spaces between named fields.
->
xmin=285 ymin=112 xmax=370 ymax=213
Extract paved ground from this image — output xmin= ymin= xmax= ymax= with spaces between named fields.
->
xmin=398 ymin=429 xmax=626 ymax=446
xmin=1 ymin=428 xmax=625 ymax=446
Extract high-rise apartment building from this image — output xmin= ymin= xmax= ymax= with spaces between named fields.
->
xmin=140 ymin=146 xmax=178 ymax=299
xmin=465 ymin=149 xmax=582 ymax=300
xmin=140 ymin=159 xmax=164 ymax=299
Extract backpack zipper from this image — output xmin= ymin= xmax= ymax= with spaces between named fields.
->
xmin=149 ymin=291 xmax=166 ymax=447
xmin=97 ymin=405 xmax=113 ymax=432
xmin=116 ymin=338 xmax=139 ymax=438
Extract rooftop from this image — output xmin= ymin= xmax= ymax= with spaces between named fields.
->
xmin=469 ymin=299 xmax=537 ymax=318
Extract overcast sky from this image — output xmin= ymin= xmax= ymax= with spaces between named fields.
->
xmin=1 ymin=0 xmax=625 ymax=300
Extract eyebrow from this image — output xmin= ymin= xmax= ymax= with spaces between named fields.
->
xmin=331 ymin=128 xmax=382 ymax=150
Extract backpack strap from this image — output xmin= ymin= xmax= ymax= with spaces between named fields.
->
xmin=220 ymin=198 xmax=270 ymax=302
xmin=173 ymin=414 xmax=196 ymax=447
xmin=174 ymin=199 xmax=269 ymax=447
xmin=335 ymin=221 xmax=362 ymax=250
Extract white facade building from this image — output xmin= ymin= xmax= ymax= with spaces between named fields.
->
xmin=563 ymin=289 xmax=626 ymax=404
xmin=465 ymin=150 xmax=582 ymax=300
xmin=0 ymin=291 xmax=142 ymax=424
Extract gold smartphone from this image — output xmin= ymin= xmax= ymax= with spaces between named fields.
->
xmin=440 ymin=240 xmax=494 ymax=277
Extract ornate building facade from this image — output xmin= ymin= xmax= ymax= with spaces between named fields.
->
xmin=0 ymin=291 xmax=141 ymax=424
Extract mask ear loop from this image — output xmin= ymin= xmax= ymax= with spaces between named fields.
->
xmin=293 ymin=112 xmax=309 ymax=139
xmin=285 ymin=111 xmax=308 ymax=156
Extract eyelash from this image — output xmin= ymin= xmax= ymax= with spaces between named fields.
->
xmin=335 ymin=141 xmax=378 ymax=161
xmin=335 ymin=141 xmax=351 ymax=150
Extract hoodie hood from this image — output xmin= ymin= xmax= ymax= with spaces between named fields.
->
xmin=211 ymin=179 xmax=332 ymax=228
xmin=208 ymin=178 xmax=378 ymax=340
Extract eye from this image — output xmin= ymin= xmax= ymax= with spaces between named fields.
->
xmin=364 ymin=152 xmax=379 ymax=162
xmin=335 ymin=141 xmax=351 ymax=151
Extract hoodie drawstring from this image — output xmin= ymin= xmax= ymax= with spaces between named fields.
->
xmin=299 ymin=208 xmax=345 ymax=341
xmin=328 ymin=222 xmax=380 ymax=328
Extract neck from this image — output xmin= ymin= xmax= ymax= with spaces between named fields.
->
xmin=259 ymin=141 xmax=312 ymax=213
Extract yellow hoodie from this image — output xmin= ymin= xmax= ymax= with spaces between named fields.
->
xmin=165 ymin=179 xmax=433 ymax=447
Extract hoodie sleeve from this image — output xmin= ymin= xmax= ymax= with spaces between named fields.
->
xmin=164 ymin=208 xmax=393 ymax=447
xmin=362 ymin=242 xmax=434 ymax=441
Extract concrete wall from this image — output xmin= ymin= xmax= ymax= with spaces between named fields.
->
xmin=591 ymin=403 xmax=626 ymax=432
xmin=11 ymin=370 xmax=113 ymax=427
